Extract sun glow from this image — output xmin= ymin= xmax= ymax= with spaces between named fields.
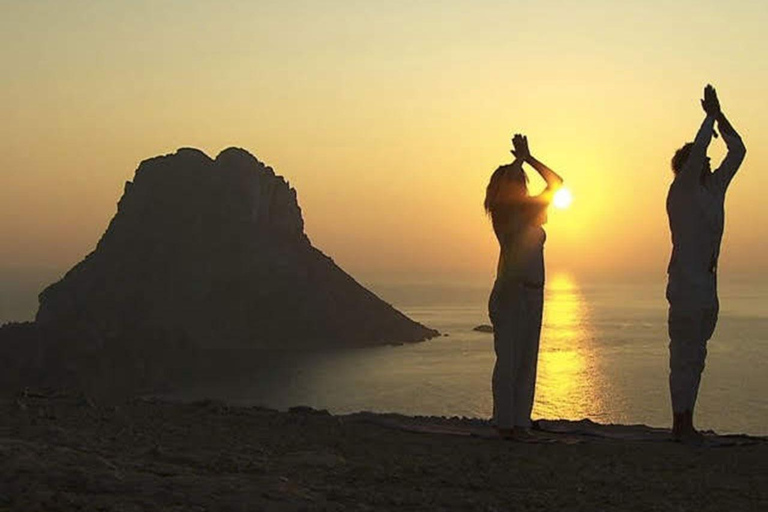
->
xmin=534 ymin=273 xmax=604 ymax=421
xmin=553 ymin=188 xmax=573 ymax=209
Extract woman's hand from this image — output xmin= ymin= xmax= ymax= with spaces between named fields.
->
xmin=511 ymin=133 xmax=531 ymax=161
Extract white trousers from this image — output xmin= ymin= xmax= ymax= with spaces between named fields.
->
xmin=489 ymin=281 xmax=544 ymax=429
xmin=668 ymin=304 xmax=719 ymax=414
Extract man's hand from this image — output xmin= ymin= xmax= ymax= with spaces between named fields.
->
xmin=701 ymin=84 xmax=721 ymax=117
xmin=511 ymin=133 xmax=531 ymax=161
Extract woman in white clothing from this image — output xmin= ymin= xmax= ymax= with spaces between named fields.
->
xmin=484 ymin=134 xmax=564 ymax=440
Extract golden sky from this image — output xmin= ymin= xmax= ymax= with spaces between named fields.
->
xmin=2 ymin=1 xmax=768 ymax=284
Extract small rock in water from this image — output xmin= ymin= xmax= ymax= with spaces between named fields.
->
xmin=473 ymin=324 xmax=494 ymax=333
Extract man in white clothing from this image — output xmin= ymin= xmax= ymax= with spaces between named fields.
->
xmin=666 ymin=84 xmax=746 ymax=442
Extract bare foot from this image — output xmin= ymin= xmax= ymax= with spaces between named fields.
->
xmin=497 ymin=426 xmax=538 ymax=442
xmin=672 ymin=410 xmax=705 ymax=445
xmin=673 ymin=428 xmax=705 ymax=446
xmin=514 ymin=426 xmax=537 ymax=439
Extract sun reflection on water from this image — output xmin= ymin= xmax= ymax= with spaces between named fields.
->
xmin=534 ymin=272 xmax=604 ymax=421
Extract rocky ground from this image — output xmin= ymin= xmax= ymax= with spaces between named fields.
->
xmin=1 ymin=391 xmax=766 ymax=511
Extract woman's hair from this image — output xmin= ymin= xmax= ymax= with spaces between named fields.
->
xmin=484 ymin=163 xmax=528 ymax=215
xmin=485 ymin=164 xmax=530 ymax=240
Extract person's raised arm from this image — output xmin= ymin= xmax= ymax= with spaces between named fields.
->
xmin=710 ymin=111 xmax=746 ymax=192
xmin=511 ymin=134 xmax=563 ymax=203
xmin=527 ymin=155 xmax=564 ymax=192
xmin=678 ymin=85 xmax=719 ymax=187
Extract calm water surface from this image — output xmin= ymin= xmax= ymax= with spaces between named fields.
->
xmin=167 ymin=274 xmax=768 ymax=435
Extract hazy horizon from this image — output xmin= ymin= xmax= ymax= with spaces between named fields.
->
xmin=4 ymin=263 xmax=768 ymax=326
xmin=3 ymin=1 xmax=768 ymax=298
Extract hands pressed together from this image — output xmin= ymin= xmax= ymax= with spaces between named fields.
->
xmin=510 ymin=133 xmax=531 ymax=161
xmin=507 ymin=133 xmax=564 ymax=192
xmin=701 ymin=84 xmax=721 ymax=117
xmin=701 ymin=84 xmax=741 ymax=138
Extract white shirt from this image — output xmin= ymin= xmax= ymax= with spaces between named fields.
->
xmin=666 ymin=116 xmax=746 ymax=308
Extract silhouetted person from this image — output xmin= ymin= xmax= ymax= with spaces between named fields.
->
xmin=485 ymin=134 xmax=564 ymax=440
xmin=666 ymin=85 xmax=746 ymax=443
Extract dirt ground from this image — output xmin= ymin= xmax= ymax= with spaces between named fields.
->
xmin=1 ymin=392 xmax=766 ymax=511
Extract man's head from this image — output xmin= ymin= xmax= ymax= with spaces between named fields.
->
xmin=671 ymin=143 xmax=711 ymax=176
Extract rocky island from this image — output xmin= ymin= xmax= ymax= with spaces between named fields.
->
xmin=1 ymin=148 xmax=437 ymax=394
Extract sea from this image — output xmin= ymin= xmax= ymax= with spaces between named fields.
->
xmin=3 ymin=272 xmax=767 ymax=435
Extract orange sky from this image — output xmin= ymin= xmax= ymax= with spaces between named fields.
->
xmin=2 ymin=1 xmax=768 ymax=286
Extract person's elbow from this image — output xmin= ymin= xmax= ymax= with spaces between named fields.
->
xmin=545 ymin=181 xmax=563 ymax=195
xmin=731 ymin=139 xmax=746 ymax=161
xmin=725 ymin=131 xmax=746 ymax=152
xmin=738 ymin=140 xmax=747 ymax=158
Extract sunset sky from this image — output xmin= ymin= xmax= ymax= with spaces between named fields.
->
xmin=2 ymin=0 xmax=768 ymax=295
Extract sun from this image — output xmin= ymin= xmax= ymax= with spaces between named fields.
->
xmin=553 ymin=187 xmax=573 ymax=209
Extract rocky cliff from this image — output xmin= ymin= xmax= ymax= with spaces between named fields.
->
xmin=36 ymin=147 xmax=438 ymax=351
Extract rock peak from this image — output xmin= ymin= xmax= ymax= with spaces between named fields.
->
xmin=36 ymin=147 xmax=438 ymax=352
